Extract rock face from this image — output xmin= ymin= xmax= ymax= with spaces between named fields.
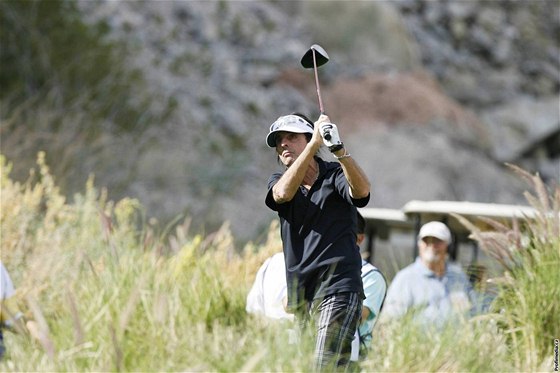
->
xmin=395 ymin=0 xmax=559 ymax=105
xmin=482 ymin=96 xmax=559 ymax=183
xmin=345 ymin=125 xmax=526 ymax=209
xmin=7 ymin=1 xmax=558 ymax=241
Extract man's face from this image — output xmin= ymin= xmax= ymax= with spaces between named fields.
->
xmin=418 ymin=236 xmax=448 ymax=265
xmin=275 ymin=131 xmax=308 ymax=167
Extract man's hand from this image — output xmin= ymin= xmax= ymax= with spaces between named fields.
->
xmin=310 ymin=114 xmax=328 ymax=148
xmin=315 ymin=114 xmax=343 ymax=152
xmin=319 ymin=122 xmax=343 ymax=152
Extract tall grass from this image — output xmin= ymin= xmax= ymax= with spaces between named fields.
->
xmin=1 ymin=154 xmax=558 ymax=371
xmin=363 ymin=164 xmax=558 ymax=372
xmin=0 ymin=153 xmax=315 ymax=371
xmin=453 ymin=164 xmax=560 ymax=371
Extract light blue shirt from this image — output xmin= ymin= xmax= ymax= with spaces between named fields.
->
xmin=383 ymin=257 xmax=474 ymax=325
xmin=358 ymin=260 xmax=387 ymax=347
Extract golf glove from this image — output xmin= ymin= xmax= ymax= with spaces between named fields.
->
xmin=320 ymin=122 xmax=343 ymax=152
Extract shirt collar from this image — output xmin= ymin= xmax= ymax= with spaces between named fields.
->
xmin=414 ymin=256 xmax=448 ymax=278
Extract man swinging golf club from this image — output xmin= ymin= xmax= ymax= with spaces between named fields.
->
xmin=264 ymin=46 xmax=371 ymax=370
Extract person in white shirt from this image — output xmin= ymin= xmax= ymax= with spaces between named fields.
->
xmin=246 ymin=252 xmax=294 ymax=321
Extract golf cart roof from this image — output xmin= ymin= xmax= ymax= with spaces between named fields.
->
xmin=402 ymin=200 xmax=537 ymax=220
xmin=358 ymin=207 xmax=411 ymax=227
xmin=359 ymin=200 xmax=537 ymax=238
xmin=403 ymin=200 xmax=538 ymax=235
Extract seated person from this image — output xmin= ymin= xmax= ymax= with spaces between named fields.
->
xmin=382 ymin=221 xmax=475 ymax=325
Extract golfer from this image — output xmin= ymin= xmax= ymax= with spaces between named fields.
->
xmin=265 ymin=112 xmax=371 ymax=370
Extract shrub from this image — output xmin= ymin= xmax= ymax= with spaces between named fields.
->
xmin=453 ymin=164 xmax=559 ymax=371
xmin=0 ymin=1 xmax=174 ymax=201
xmin=1 ymin=154 xmax=557 ymax=371
xmin=0 ymin=152 xmax=308 ymax=371
xmin=362 ymin=165 xmax=558 ymax=372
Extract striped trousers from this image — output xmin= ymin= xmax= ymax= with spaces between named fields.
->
xmin=299 ymin=292 xmax=362 ymax=372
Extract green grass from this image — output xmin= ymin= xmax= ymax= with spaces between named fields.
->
xmin=1 ymin=154 xmax=558 ymax=371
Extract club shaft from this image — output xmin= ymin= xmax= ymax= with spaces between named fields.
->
xmin=312 ymin=49 xmax=325 ymax=114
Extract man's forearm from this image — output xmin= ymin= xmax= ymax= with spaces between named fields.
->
xmin=273 ymin=144 xmax=319 ymax=203
xmin=336 ymin=151 xmax=371 ymax=199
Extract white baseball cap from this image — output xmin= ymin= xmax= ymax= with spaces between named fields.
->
xmin=266 ymin=114 xmax=314 ymax=147
xmin=418 ymin=221 xmax=451 ymax=243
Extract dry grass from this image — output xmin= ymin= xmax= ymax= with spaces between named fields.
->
xmin=1 ymin=154 xmax=557 ymax=371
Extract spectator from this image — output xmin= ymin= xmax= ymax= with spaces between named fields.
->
xmin=246 ymin=252 xmax=293 ymax=321
xmin=265 ymin=113 xmax=371 ymax=370
xmin=381 ymin=222 xmax=475 ymax=325
xmin=0 ymin=261 xmax=26 ymax=359
xmin=351 ymin=212 xmax=386 ymax=361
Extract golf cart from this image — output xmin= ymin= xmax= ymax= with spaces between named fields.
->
xmin=358 ymin=200 xmax=537 ymax=282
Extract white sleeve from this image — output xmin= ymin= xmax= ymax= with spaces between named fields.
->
xmin=261 ymin=254 xmax=292 ymax=320
xmin=246 ymin=257 xmax=271 ymax=315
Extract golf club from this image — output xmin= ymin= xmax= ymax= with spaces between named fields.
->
xmin=301 ymin=44 xmax=329 ymax=116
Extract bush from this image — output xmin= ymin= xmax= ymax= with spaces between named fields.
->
xmin=0 ymin=0 xmax=147 ymax=130
xmin=0 ymin=1 xmax=175 ymax=200
xmin=1 ymin=154 xmax=557 ymax=371
xmin=453 ymin=164 xmax=560 ymax=371
xmin=0 ymin=152 xmax=311 ymax=371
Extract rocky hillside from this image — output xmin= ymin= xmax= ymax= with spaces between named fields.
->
xmin=1 ymin=1 xmax=558 ymax=242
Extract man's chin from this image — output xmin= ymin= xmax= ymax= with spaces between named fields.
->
xmin=281 ymin=157 xmax=295 ymax=166
xmin=422 ymin=254 xmax=442 ymax=264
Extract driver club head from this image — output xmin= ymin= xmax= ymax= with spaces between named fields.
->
xmin=301 ymin=44 xmax=329 ymax=68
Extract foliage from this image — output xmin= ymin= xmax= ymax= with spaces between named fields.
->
xmin=453 ymin=164 xmax=560 ymax=371
xmin=364 ymin=164 xmax=558 ymax=372
xmin=0 ymin=0 xmax=149 ymax=131
xmin=0 ymin=152 xmax=312 ymax=371
xmin=1 ymin=154 xmax=558 ymax=371
xmin=364 ymin=313 xmax=511 ymax=372
xmin=0 ymin=0 xmax=175 ymax=197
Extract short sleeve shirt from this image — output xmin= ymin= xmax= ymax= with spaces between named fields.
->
xmin=359 ymin=260 xmax=387 ymax=346
xmin=265 ymin=157 xmax=370 ymax=311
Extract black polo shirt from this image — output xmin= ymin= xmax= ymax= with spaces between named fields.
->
xmin=265 ymin=157 xmax=370 ymax=311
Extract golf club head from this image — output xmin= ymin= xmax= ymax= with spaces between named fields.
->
xmin=301 ymin=44 xmax=329 ymax=68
